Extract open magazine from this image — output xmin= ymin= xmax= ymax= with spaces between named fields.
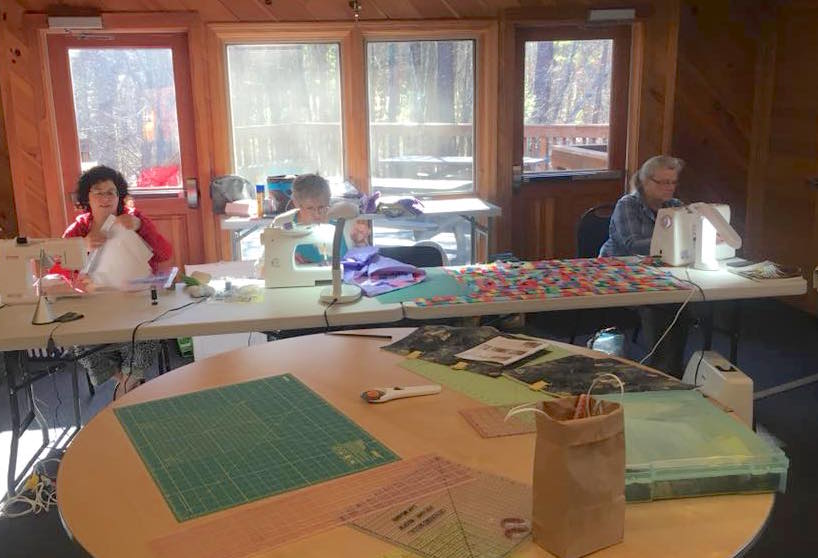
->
xmin=724 ymin=258 xmax=801 ymax=281
xmin=455 ymin=336 xmax=550 ymax=367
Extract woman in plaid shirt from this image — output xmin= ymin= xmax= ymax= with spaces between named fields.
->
xmin=600 ymin=155 xmax=685 ymax=257
xmin=600 ymin=156 xmax=690 ymax=378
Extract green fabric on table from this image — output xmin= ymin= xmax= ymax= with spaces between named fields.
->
xmin=375 ymin=268 xmax=468 ymax=304
xmin=399 ymin=359 xmax=552 ymax=406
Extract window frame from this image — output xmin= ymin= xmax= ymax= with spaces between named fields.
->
xmin=363 ymin=36 xmax=477 ymax=199
xmin=48 ymin=32 xmax=198 ymax=201
xmin=210 ymin=25 xmax=354 ymax=189
xmin=208 ymin=21 xmax=497 ymax=201
xmin=514 ymin=25 xmax=632 ymax=182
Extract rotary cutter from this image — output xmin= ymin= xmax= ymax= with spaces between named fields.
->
xmin=361 ymin=384 xmax=441 ymax=403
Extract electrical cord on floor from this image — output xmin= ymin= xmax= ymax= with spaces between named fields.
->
xmin=50 ymin=367 xmax=64 ymax=432
xmin=680 ymin=269 xmax=709 ymax=385
xmin=638 ymin=287 xmax=695 ymax=366
xmin=0 ymin=457 xmax=60 ymax=518
xmin=638 ymin=269 xmax=708 ymax=370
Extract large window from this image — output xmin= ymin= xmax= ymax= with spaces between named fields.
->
xmin=226 ymin=43 xmax=343 ymax=186
xmin=68 ymin=48 xmax=183 ymax=190
xmin=522 ymin=39 xmax=613 ymax=174
xmin=367 ymin=39 xmax=475 ymax=197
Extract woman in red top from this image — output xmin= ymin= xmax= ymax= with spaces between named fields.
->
xmin=64 ymin=165 xmax=172 ymax=400
xmin=63 ymin=165 xmax=172 ymax=273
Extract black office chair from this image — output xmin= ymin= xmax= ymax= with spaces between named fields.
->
xmin=378 ymin=244 xmax=446 ymax=268
xmin=569 ymin=203 xmax=640 ymax=344
xmin=576 ymin=203 xmax=615 ymax=258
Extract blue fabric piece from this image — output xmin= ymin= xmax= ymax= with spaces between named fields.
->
xmin=375 ymin=267 xmax=468 ymax=303
xmin=599 ymin=191 xmax=683 ymax=257
xmin=294 ymin=225 xmax=349 ymax=264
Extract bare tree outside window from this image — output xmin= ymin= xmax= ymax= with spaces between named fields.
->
xmin=68 ymin=48 xmax=183 ymax=189
xmin=523 ymin=39 xmax=613 ymax=174
xmin=226 ymin=44 xmax=343 ymax=186
xmin=367 ymin=40 xmax=475 ymax=197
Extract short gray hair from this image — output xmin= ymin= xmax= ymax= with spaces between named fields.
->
xmin=630 ymin=155 xmax=684 ymax=193
xmin=292 ymin=173 xmax=330 ymax=202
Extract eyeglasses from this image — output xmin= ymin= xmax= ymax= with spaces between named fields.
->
xmin=300 ymin=205 xmax=330 ymax=215
xmin=89 ymin=189 xmax=119 ymax=198
xmin=648 ymin=177 xmax=678 ymax=186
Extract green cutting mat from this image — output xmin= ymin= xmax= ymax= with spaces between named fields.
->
xmin=115 ymin=374 xmax=399 ymax=521
xmin=400 ymin=359 xmax=552 ymax=406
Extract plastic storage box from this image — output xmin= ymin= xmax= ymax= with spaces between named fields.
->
xmin=600 ymin=390 xmax=789 ymax=501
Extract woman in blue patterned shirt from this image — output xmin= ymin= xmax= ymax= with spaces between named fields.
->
xmin=600 ymin=155 xmax=690 ymax=378
xmin=600 ymin=155 xmax=685 ymax=257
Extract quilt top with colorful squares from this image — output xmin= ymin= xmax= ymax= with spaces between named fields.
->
xmin=413 ymin=257 xmax=691 ymax=307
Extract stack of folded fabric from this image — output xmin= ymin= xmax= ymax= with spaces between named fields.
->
xmin=342 ymin=246 xmax=426 ymax=296
xmin=358 ymin=191 xmax=424 ymax=218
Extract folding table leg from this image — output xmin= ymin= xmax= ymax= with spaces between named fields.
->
xmin=85 ymin=371 xmax=95 ymax=396
xmin=71 ymin=362 xmax=82 ymax=429
xmin=7 ymin=361 xmax=22 ymax=496
xmin=28 ymin=383 xmax=49 ymax=447
xmin=729 ymin=301 xmax=742 ymax=364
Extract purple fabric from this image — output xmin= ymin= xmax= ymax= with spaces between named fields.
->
xmin=377 ymin=197 xmax=424 ymax=218
xmin=358 ymin=192 xmax=381 ymax=214
xmin=342 ymin=246 xmax=426 ymax=296
xmin=358 ymin=192 xmax=425 ymax=218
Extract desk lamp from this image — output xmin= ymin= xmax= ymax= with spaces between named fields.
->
xmin=651 ymin=203 xmax=741 ymax=269
xmin=689 ymin=202 xmax=742 ymax=270
xmin=32 ymin=248 xmax=56 ymax=325
xmin=319 ymin=201 xmax=362 ymax=304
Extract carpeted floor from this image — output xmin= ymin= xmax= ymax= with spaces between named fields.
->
xmin=1 ymin=298 xmax=816 ymax=557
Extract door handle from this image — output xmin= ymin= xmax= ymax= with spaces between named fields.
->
xmin=185 ymin=178 xmax=199 ymax=208
xmin=807 ymin=177 xmax=818 ymax=190
xmin=511 ymin=164 xmax=523 ymax=193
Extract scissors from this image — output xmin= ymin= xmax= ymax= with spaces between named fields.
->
xmin=500 ymin=517 xmax=530 ymax=539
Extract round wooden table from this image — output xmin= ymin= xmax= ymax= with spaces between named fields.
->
xmin=57 ymin=328 xmax=773 ymax=557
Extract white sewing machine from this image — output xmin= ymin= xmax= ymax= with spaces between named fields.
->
xmin=650 ymin=203 xmax=742 ymax=270
xmin=260 ymin=209 xmax=335 ymax=288
xmin=683 ymin=351 xmax=753 ymax=426
xmin=0 ymin=237 xmax=87 ymax=304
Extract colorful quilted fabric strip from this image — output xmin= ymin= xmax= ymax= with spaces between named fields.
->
xmin=413 ymin=257 xmax=690 ymax=307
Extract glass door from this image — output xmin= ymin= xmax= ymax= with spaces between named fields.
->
xmin=48 ymin=32 xmax=204 ymax=269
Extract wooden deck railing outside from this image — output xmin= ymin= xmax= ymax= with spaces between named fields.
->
xmin=230 ymin=121 xmax=610 ymax=180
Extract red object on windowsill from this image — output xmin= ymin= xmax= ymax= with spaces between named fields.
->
xmin=136 ymin=164 xmax=180 ymax=188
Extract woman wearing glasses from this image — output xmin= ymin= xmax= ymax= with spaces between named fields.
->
xmin=599 ymin=155 xmax=689 ymax=378
xmin=62 ymin=165 xmax=172 ymax=399
xmin=64 ymin=165 xmax=172 ymax=272
xmin=599 ymin=155 xmax=684 ymax=257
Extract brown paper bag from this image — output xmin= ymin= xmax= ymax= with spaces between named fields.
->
xmin=531 ymin=395 xmax=625 ymax=558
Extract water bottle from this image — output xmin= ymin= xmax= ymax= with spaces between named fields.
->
xmin=587 ymin=327 xmax=625 ymax=357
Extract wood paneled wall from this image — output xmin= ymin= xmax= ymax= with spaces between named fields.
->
xmin=750 ymin=1 xmax=818 ymax=314
xmin=1 ymin=0 xmax=680 ymax=258
xmin=0 ymin=0 xmax=62 ymax=238
xmin=671 ymin=0 xmax=763 ymax=240
xmin=495 ymin=2 xmax=681 ymax=253
xmin=0 ymin=89 xmax=17 ymax=238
